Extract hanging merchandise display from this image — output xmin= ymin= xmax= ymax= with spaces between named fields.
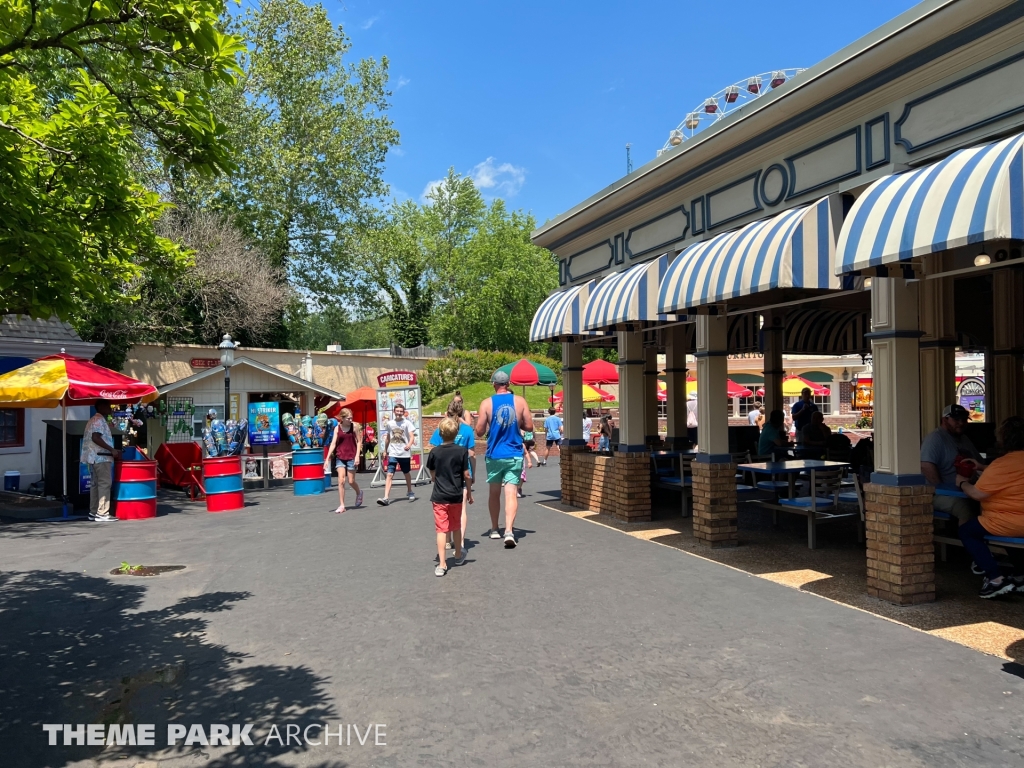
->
xmin=163 ymin=397 xmax=195 ymax=443
xmin=201 ymin=418 xmax=248 ymax=458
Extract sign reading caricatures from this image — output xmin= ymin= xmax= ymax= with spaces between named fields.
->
xmin=190 ymin=358 xmax=220 ymax=369
xmin=376 ymin=370 xmax=418 ymax=388
xmin=370 ymin=371 xmax=426 ymax=487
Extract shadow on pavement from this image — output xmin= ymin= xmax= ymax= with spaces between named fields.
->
xmin=0 ymin=570 xmax=339 ymax=767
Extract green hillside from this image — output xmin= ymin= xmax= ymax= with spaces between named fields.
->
xmin=424 ymin=380 xmax=617 ymax=415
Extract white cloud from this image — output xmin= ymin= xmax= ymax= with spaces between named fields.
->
xmin=468 ymin=157 xmax=527 ymax=197
xmin=390 ymin=146 xmax=405 ymax=157
xmin=420 ymin=157 xmax=528 ymax=203
xmin=360 ymin=15 xmax=379 ymax=30
xmin=420 ymin=178 xmax=444 ymax=202
xmin=395 ymin=76 xmax=410 ymax=89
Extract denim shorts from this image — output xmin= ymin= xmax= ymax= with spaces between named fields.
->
xmin=387 ymin=456 xmax=411 ymax=474
xmin=337 ymin=458 xmax=356 ymax=471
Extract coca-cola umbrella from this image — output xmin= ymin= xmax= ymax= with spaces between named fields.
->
xmin=0 ymin=353 xmax=158 ymax=519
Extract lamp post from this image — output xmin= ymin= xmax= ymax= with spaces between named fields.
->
xmin=219 ymin=334 xmax=238 ymax=421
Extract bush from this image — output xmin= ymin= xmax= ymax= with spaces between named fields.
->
xmin=420 ymin=350 xmax=562 ymax=403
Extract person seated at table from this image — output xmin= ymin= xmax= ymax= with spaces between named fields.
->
xmin=921 ymin=403 xmax=985 ymax=524
xmin=956 ymin=416 xmax=1024 ymax=599
xmin=758 ymin=410 xmax=789 ymax=458
xmin=799 ymin=411 xmax=831 ymax=446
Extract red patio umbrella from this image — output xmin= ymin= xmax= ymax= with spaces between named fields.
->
xmin=681 ymin=376 xmax=754 ymax=398
xmin=336 ymin=386 xmax=377 ymax=425
xmin=582 ymin=359 xmax=619 ymax=385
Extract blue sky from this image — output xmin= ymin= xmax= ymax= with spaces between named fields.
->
xmin=326 ymin=0 xmax=921 ymax=226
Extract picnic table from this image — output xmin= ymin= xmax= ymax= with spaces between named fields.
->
xmin=738 ymin=460 xmax=854 ymax=548
xmin=737 ymin=459 xmax=851 ymax=499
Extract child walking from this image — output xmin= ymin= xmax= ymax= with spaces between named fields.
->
xmin=325 ymin=408 xmax=363 ymax=513
xmin=518 ymin=442 xmax=532 ymax=499
xmin=426 ymin=417 xmax=474 ymax=576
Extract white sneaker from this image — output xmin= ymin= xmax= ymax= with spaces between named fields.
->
xmin=407 ymin=492 xmax=417 ymax=502
xmin=504 ymin=530 xmax=517 ymax=549
xmin=489 ymin=529 xmax=502 ymax=540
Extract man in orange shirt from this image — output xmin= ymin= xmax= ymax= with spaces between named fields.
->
xmin=957 ymin=416 xmax=1024 ymax=598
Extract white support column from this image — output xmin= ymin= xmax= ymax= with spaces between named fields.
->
xmin=918 ymin=254 xmax=956 ymax=438
xmin=695 ymin=314 xmax=729 ymax=459
xmin=864 ymin=277 xmax=935 ymax=606
xmin=991 ymin=267 xmax=1024 ymax=422
xmin=665 ymin=325 xmax=689 ymax=446
xmin=562 ymin=342 xmax=584 ymax=446
xmin=617 ymin=331 xmax=646 ymax=452
xmin=870 ymin=277 xmax=923 ymax=482
xmin=762 ymin=310 xmax=785 ymax=416
xmin=644 ymin=346 xmax=659 ymax=445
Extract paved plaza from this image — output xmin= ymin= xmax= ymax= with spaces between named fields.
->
xmin=2 ymin=464 xmax=1023 ymax=767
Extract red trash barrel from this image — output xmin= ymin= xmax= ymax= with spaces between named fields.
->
xmin=203 ymin=456 xmax=245 ymax=513
xmin=114 ymin=459 xmax=158 ymax=519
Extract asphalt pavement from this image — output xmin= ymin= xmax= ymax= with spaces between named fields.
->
xmin=1 ymin=461 xmax=1022 ymax=767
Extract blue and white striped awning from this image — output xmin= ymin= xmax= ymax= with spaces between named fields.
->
xmin=658 ymin=196 xmax=839 ymax=314
xmin=529 ymin=280 xmax=596 ymax=342
xmin=785 ymin=309 xmax=870 ymax=355
xmin=582 ymin=254 xmax=680 ymax=331
xmin=837 ymin=132 xmax=1024 ymax=274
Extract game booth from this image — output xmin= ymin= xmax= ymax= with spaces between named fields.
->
xmin=151 ymin=357 xmax=344 ymax=507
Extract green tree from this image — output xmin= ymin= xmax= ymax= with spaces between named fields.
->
xmin=357 ymin=202 xmax=435 ymax=347
xmin=430 ymin=199 xmax=557 ymax=352
xmin=208 ymin=0 xmax=399 ymax=294
xmin=0 ymin=0 xmax=243 ymax=319
xmin=355 ymin=169 xmax=557 ymax=351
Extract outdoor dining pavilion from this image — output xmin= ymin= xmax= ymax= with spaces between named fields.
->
xmin=530 ymin=0 xmax=1024 ymax=605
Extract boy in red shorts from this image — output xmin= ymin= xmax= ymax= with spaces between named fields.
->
xmin=426 ymin=417 xmax=474 ymax=576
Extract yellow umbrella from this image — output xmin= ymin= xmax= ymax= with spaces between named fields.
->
xmin=551 ymin=384 xmax=616 ymax=404
xmin=658 ymin=379 xmax=698 ymax=396
xmin=0 ymin=354 xmax=158 ymax=518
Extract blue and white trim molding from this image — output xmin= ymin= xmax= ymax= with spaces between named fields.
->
xmin=837 ymin=131 xmax=1024 ymax=274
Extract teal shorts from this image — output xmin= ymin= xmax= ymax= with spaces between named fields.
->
xmin=485 ymin=456 xmax=524 ymax=486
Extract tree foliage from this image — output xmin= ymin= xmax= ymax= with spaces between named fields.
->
xmin=418 ymin=349 xmax=562 ymax=404
xmin=77 ymin=214 xmax=288 ymax=370
xmin=208 ymin=0 xmax=398 ymax=291
xmin=429 ymin=199 xmax=557 ymax=352
xmin=356 ymin=169 xmax=558 ymax=352
xmin=0 ymin=0 xmax=244 ymax=319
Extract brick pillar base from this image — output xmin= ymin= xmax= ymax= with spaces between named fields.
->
xmin=864 ymin=483 xmax=935 ymax=605
xmin=559 ymin=450 xmax=651 ymax=522
xmin=692 ymin=461 xmax=738 ymax=547
xmin=559 ymin=444 xmax=589 ymax=507
xmin=609 ymin=451 xmax=652 ymax=522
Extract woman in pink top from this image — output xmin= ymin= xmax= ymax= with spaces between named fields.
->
xmin=326 ymin=408 xmax=363 ymax=513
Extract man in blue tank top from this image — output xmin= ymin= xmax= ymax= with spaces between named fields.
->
xmin=475 ymin=369 xmax=532 ymax=548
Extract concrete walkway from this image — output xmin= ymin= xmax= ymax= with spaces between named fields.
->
xmin=1 ymin=463 xmax=1022 ymax=767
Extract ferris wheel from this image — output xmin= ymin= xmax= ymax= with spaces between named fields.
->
xmin=658 ymin=69 xmax=805 ymax=156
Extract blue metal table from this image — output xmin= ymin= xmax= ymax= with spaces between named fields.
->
xmin=737 ymin=460 xmax=851 ymax=498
